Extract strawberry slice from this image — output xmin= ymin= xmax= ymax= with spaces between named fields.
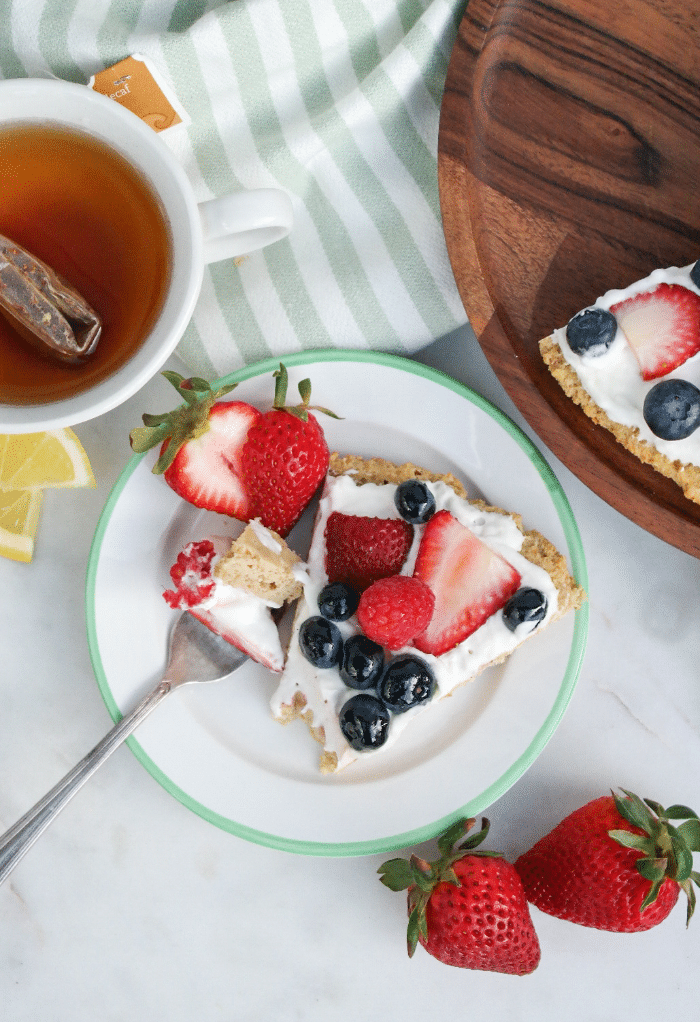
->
xmin=412 ymin=510 xmax=521 ymax=656
xmin=190 ymin=604 xmax=283 ymax=672
xmin=325 ymin=512 xmax=413 ymax=591
xmin=610 ymin=283 xmax=700 ymax=381
xmin=163 ymin=400 xmax=261 ymax=518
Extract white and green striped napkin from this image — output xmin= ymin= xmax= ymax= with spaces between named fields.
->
xmin=0 ymin=0 xmax=468 ymax=377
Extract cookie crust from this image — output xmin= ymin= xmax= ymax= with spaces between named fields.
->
xmin=540 ymin=333 xmax=700 ymax=504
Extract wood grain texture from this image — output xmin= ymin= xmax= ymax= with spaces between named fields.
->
xmin=438 ymin=0 xmax=700 ymax=556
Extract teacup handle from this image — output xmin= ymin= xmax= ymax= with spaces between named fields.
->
xmin=198 ymin=188 xmax=293 ymax=264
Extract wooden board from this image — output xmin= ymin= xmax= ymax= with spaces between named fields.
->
xmin=438 ymin=0 xmax=700 ymax=556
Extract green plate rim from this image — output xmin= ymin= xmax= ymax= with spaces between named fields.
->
xmin=85 ymin=349 xmax=588 ymax=857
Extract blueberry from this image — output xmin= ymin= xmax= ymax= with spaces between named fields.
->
xmin=298 ymin=616 xmax=343 ymax=668
xmin=394 ymin=479 xmax=436 ymax=524
xmin=340 ymin=634 xmax=384 ymax=690
xmin=378 ymin=654 xmax=436 ymax=713
xmin=503 ymin=587 xmax=548 ymax=632
xmin=317 ymin=581 xmax=360 ymax=621
xmin=643 ymin=379 xmax=700 ymax=440
xmin=339 ymin=693 xmax=391 ymax=751
xmin=691 ymin=261 xmax=700 ymax=289
xmin=565 ymin=308 xmax=617 ymax=356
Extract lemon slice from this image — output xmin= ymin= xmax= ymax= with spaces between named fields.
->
xmin=0 ymin=429 xmax=95 ymax=491
xmin=0 ymin=488 xmax=43 ymax=562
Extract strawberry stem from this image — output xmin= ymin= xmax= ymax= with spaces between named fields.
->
xmin=270 ymin=362 xmax=341 ymax=423
xmin=272 ymin=363 xmax=289 ymax=408
xmin=129 ymin=372 xmax=239 ymax=474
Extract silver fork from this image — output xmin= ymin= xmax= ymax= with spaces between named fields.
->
xmin=0 ymin=613 xmax=248 ymax=885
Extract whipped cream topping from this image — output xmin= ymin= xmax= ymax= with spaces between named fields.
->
xmin=195 ymin=534 xmax=287 ymax=672
xmin=551 ymin=263 xmax=700 ymax=465
xmin=270 ymin=475 xmax=559 ymax=770
xmin=248 ymin=518 xmax=283 ymax=554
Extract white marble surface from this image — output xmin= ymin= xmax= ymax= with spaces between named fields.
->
xmin=1 ymin=326 xmax=699 ymax=1021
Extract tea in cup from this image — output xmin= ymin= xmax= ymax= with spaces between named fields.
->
xmin=0 ymin=78 xmax=293 ymax=432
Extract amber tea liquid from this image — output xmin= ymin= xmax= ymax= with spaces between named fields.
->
xmin=0 ymin=123 xmax=171 ymax=404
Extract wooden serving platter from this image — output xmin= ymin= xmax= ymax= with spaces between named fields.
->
xmin=438 ymin=0 xmax=700 ymax=556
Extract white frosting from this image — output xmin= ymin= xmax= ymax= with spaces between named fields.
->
xmin=551 ymin=263 xmax=700 ymax=465
xmin=270 ymin=475 xmax=558 ymax=770
xmin=248 ymin=518 xmax=283 ymax=554
xmin=188 ymin=533 xmax=287 ymax=672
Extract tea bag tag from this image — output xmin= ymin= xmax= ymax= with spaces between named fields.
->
xmin=88 ymin=55 xmax=190 ymax=134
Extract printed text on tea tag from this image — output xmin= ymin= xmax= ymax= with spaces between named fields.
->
xmin=89 ymin=55 xmax=190 ymax=134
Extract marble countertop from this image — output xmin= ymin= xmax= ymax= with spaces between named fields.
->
xmin=1 ymin=325 xmax=698 ymax=1020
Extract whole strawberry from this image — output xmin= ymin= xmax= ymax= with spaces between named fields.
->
xmin=379 ymin=818 xmax=540 ymax=974
xmin=515 ymin=789 xmax=700 ymax=931
xmin=241 ymin=364 xmax=338 ymax=536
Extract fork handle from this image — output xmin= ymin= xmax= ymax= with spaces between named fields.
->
xmin=0 ymin=679 xmax=172 ymax=886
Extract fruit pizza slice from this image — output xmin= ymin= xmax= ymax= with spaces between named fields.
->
xmin=270 ymin=454 xmax=585 ymax=773
xmin=540 ymin=259 xmax=700 ymax=503
xmin=163 ymin=521 xmax=303 ymax=672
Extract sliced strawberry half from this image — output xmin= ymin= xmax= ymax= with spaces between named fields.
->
xmin=163 ymin=400 xmax=261 ymax=518
xmin=412 ymin=510 xmax=521 ymax=656
xmin=325 ymin=512 xmax=413 ymax=591
xmin=130 ymin=373 xmax=261 ymax=519
xmin=611 ymin=283 xmax=700 ymax=380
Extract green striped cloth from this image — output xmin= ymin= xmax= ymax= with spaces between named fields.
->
xmin=1 ymin=0 xmax=468 ymax=377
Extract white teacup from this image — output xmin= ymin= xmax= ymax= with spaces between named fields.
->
xmin=0 ymin=78 xmax=293 ymax=433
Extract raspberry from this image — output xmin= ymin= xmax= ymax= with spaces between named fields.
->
xmin=163 ymin=540 xmax=217 ymax=608
xmin=356 ymin=575 xmax=435 ymax=650
xmin=325 ymin=513 xmax=413 ymax=591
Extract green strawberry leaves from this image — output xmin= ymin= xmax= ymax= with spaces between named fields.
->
xmin=129 ymin=371 xmax=240 ymax=474
xmin=377 ymin=857 xmax=415 ymax=892
xmin=406 ymin=900 xmax=429 ymax=957
xmin=666 ymin=804 xmax=700 ymax=822
xmin=608 ymin=830 xmax=653 ymax=852
xmin=378 ymin=817 xmax=502 ymax=957
xmin=610 ymin=789 xmax=699 ymax=925
xmin=677 ymin=819 xmax=700 ymax=851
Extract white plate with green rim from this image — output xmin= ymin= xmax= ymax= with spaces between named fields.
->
xmin=85 ymin=351 xmax=588 ymax=856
